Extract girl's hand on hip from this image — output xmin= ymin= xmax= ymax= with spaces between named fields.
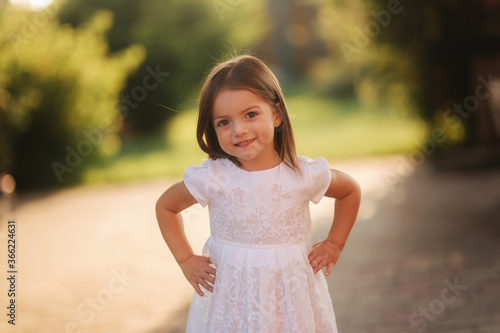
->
xmin=308 ymin=240 xmax=342 ymax=276
xmin=179 ymin=255 xmax=216 ymax=296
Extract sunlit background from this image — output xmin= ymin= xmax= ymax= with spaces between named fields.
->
xmin=0 ymin=0 xmax=499 ymax=332
xmin=9 ymin=0 xmax=52 ymax=10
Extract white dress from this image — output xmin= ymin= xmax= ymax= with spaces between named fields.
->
xmin=183 ymin=156 xmax=338 ymax=333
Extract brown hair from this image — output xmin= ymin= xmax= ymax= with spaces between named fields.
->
xmin=196 ymin=55 xmax=300 ymax=172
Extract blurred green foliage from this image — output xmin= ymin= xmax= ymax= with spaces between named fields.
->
xmin=1 ymin=0 xmax=266 ymax=189
xmin=58 ymin=0 xmax=267 ymax=134
xmin=314 ymin=0 xmax=484 ymax=144
xmin=312 ymin=0 xmax=419 ymax=113
xmin=0 ymin=5 xmax=144 ymax=189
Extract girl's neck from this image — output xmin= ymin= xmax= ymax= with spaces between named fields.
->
xmin=238 ymin=152 xmax=282 ymax=172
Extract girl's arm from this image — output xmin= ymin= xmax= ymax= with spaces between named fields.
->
xmin=308 ymin=169 xmax=361 ymax=276
xmin=156 ymin=181 xmax=216 ymax=296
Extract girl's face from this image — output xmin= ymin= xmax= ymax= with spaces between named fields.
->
xmin=212 ymin=89 xmax=282 ymax=171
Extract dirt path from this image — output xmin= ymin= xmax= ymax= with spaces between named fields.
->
xmin=0 ymin=156 xmax=498 ymax=333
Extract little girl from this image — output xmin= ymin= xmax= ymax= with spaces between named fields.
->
xmin=156 ymin=55 xmax=361 ymax=332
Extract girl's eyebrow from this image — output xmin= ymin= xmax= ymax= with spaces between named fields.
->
xmin=212 ymin=105 xmax=261 ymax=122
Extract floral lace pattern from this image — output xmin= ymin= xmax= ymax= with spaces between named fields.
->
xmin=209 ymin=244 xmax=335 ymax=332
xmin=186 ymin=238 xmax=337 ymax=333
xmin=210 ymin=183 xmax=311 ymax=246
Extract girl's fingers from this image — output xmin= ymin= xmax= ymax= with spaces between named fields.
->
xmin=308 ymin=248 xmax=321 ymax=262
xmin=191 ymin=281 xmax=204 ymax=297
xmin=309 ymin=244 xmax=330 ymax=262
xmin=203 ymin=271 xmax=216 ymax=284
xmin=309 ymin=258 xmax=318 ymax=270
xmin=324 ymin=263 xmax=334 ymax=276
xmin=309 ymin=249 xmax=326 ymax=264
xmin=313 ymin=260 xmax=326 ymax=274
xmin=203 ymin=256 xmax=216 ymax=276
xmin=308 ymin=253 xmax=322 ymax=266
xmin=198 ymin=278 xmax=214 ymax=293
xmin=191 ymin=277 xmax=213 ymax=296
xmin=312 ymin=255 xmax=331 ymax=274
xmin=310 ymin=259 xmax=321 ymax=273
xmin=182 ymin=255 xmax=217 ymax=296
xmin=207 ymin=266 xmax=216 ymax=276
xmin=309 ymin=242 xmax=340 ymax=273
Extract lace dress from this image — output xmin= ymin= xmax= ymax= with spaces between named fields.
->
xmin=183 ymin=156 xmax=338 ymax=333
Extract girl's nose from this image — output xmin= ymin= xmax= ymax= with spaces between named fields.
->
xmin=233 ymin=121 xmax=248 ymax=136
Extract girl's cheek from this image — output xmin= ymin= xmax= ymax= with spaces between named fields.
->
xmin=216 ymin=132 xmax=231 ymax=147
xmin=262 ymin=128 xmax=275 ymax=142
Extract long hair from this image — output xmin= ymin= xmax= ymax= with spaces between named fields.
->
xmin=196 ymin=55 xmax=299 ymax=172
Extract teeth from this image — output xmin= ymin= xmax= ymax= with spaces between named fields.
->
xmin=236 ymin=139 xmax=253 ymax=146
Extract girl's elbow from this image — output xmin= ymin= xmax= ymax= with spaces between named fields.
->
xmin=156 ymin=193 xmax=176 ymax=218
xmin=348 ymin=179 xmax=361 ymax=204
xmin=155 ymin=198 xmax=163 ymax=214
xmin=352 ymin=179 xmax=361 ymax=197
xmin=155 ymin=198 xmax=166 ymax=221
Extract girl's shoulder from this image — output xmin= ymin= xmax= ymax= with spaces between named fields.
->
xmin=183 ymin=158 xmax=232 ymax=207
xmin=297 ymin=155 xmax=330 ymax=171
xmin=297 ymin=156 xmax=332 ymax=204
xmin=184 ymin=158 xmax=211 ymax=175
xmin=184 ymin=157 xmax=233 ymax=177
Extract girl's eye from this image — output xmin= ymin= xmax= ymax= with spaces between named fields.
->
xmin=217 ymin=120 xmax=229 ymax=127
xmin=246 ymin=112 xmax=257 ymax=119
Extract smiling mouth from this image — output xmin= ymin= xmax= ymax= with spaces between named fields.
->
xmin=234 ymin=138 xmax=256 ymax=147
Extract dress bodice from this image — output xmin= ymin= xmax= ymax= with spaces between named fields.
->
xmin=184 ymin=156 xmax=332 ymax=247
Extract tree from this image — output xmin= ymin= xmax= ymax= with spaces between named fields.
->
xmin=0 ymin=5 xmax=144 ymax=189
xmin=317 ymin=0 xmax=500 ymax=150
xmin=58 ymin=0 xmax=267 ymax=135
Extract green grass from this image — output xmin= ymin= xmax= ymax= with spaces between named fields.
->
xmin=82 ymin=92 xmax=427 ymax=185
xmin=287 ymin=94 xmax=427 ymax=160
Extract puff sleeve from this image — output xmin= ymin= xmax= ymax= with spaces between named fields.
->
xmin=304 ymin=156 xmax=332 ymax=204
xmin=183 ymin=159 xmax=211 ymax=207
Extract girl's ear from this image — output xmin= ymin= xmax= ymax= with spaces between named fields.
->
xmin=274 ymin=102 xmax=283 ymax=127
